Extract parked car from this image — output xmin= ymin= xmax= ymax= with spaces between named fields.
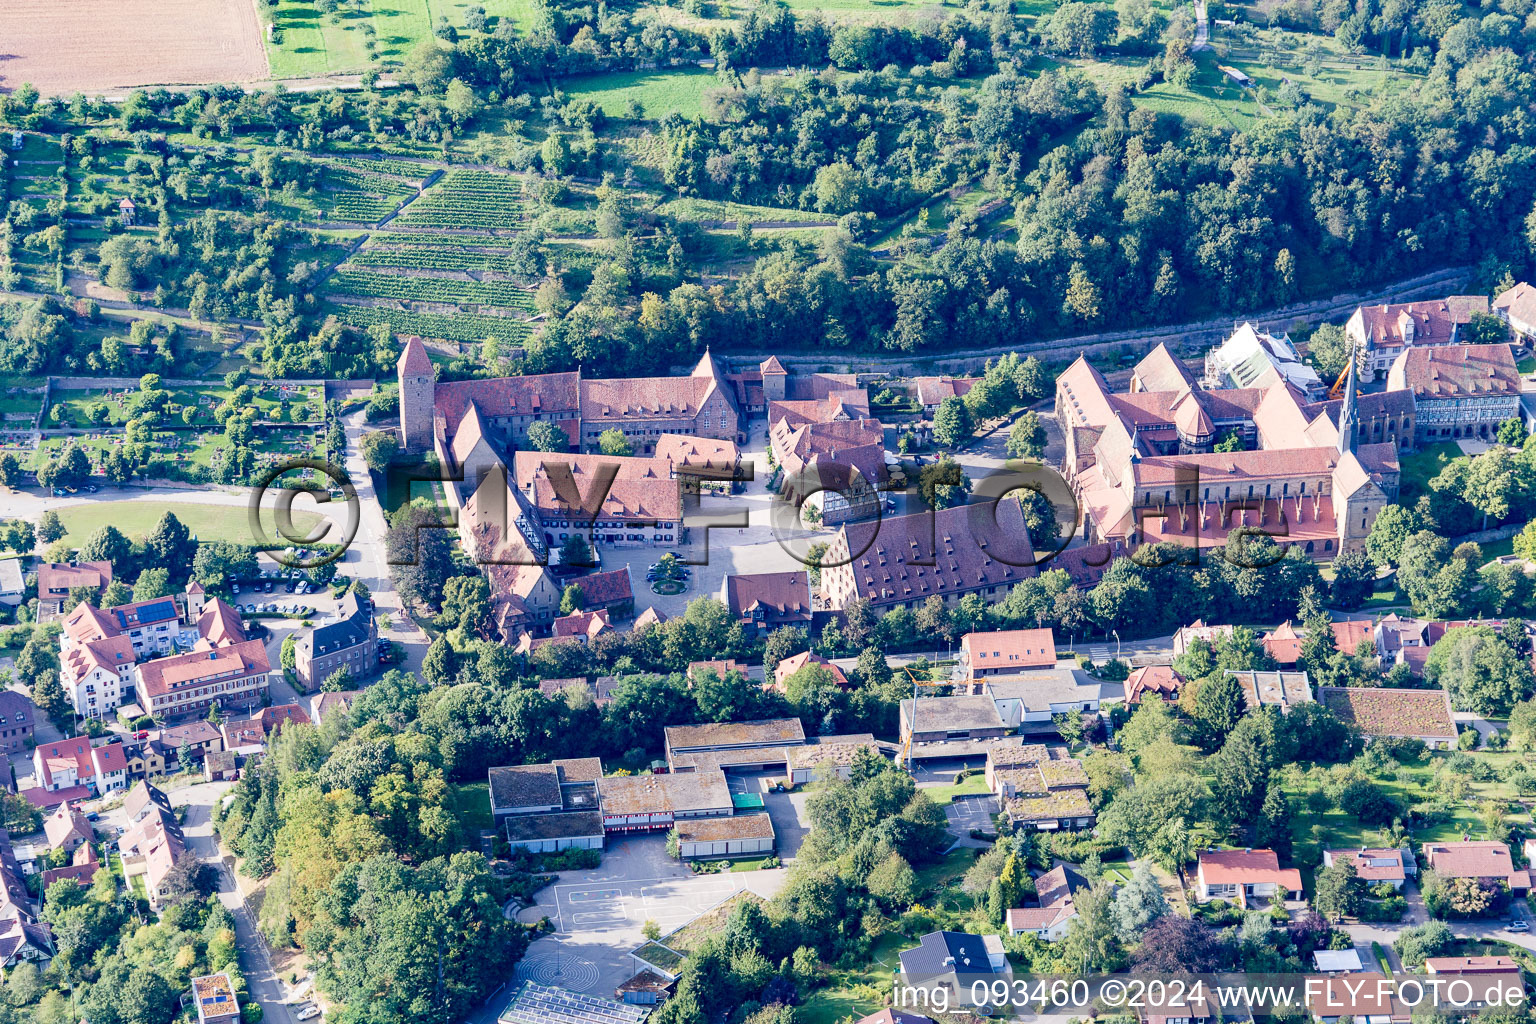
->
xmin=1511 ymin=920 xmax=1530 ymax=933
xmin=296 ymin=1007 xmax=321 ymax=1021
xmin=232 ymin=584 xmax=240 ymax=594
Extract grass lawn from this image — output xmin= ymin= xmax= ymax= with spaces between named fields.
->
xmin=559 ymin=68 xmax=718 ymax=120
xmin=1398 ymin=441 xmax=1462 ymax=500
xmin=53 ymin=501 xmax=322 ymax=548
xmin=267 ymin=0 xmax=543 ymax=77
xmin=727 ymin=855 xmax=777 ymax=872
xmin=454 ymin=781 xmax=493 ymax=832
xmin=1284 ymin=750 xmax=1536 ymax=877
xmin=1518 ymin=356 xmax=1536 ymax=375
xmin=921 ymin=773 xmax=991 ymax=806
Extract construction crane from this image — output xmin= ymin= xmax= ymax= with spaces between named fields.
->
xmin=1327 ymin=360 xmax=1363 ymax=401
xmin=900 ymin=663 xmax=958 ymax=771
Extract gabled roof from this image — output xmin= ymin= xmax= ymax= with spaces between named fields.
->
xmin=397 ymin=336 xmax=434 ymax=375
xmin=1388 ymin=343 xmax=1520 ymax=399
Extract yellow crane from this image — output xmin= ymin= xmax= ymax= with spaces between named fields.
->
xmin=900 ymin=663 xmax=959 ymax=771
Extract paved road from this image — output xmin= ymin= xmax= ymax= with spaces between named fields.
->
xmin=177 ymin=782 xmax=301 ymax=1024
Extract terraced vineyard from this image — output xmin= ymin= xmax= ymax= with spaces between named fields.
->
xmin=327 ymin=268 xmax=536 ymax=308
xmin=367 ymin=230 xmax=520 ymax=247
xmin=327 ymin=303 xmax=535 ymax=344
xmin=349 ymin=246 xmax=533 ymax=275
xmin=394 ymin=169 xmax=525 ymax=228
xmin=317 ymin=156 xmax=431 ymax=178
xmin=310 ymin=165 xmax=421 ymax=223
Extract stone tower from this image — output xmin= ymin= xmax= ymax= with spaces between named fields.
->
xmin=398 ymin=337 xmax=435 ymax=453
xmin=760 ymin=355 xmax=787 ymax=403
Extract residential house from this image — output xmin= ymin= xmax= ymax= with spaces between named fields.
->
xmin=1318 ymin=686 xmax=1457 ymax=749
xmin=957 ymin=629 xmax=1057 ymax=678
xmin=852 ymin=1012 xmax=938 ymax=1024
xmin=1422 ymin=957 xmax=1525 ymax=1008
xmin=0 ymin=917 xmax=53 ymax=967
xmin=123 ymin=740 xmax=166 ymax=780
xmin=771 ymin=650 xmax=848 ymax=691
xmin=1172 ymin=620 xmax=1234 ymax=656
xmin=1262 ymin=619 xmax=1374 ymax=665
xmin=1228 ymin=669 xmax=1312 ymax=712
xmin=123 ymin=780 xmax=172 ymax=826
xmin=39 ymin=844 xmax=101 ymax=899
xmin=1125 ymin=666 xmax=1183 ymax=704
xmin=117 ymin=803 xmax=186 ymax=911
xmin=1313 ymin=950 xmax=1365 ymax=973
xmin=191 ymin=973 xmax=240 ymax=1024
xmin=1421 ymin=841 xmax=1531 ymax=896
xmin=653 ymin=432 xmax=742 ymax=483
xmin=0 ymin=559 xmax=21 ymax=607
xmin=35 ymin=561 xmax=111 ymax=619
xmin=293 ymin=590 xmax=377 ymax=690
xmin=156 ymin=721 xmax=224 ymax=765
xmin=1006 ymin=864 xmax=1085 ymax=941
xmin=311 ymin=690 xmax=360 ymax=728
xmin=0 ymin=692 xmax=37 ymax=755
xmin=1306 ymin=976 xmax=1409 ymax=1023
xmin=987 ymin=744 xmax=1095 ymax=831
xmin=33 ymin=738 xmax=128 ymax=794
xmin=203 ymin=750 xmax=237 ymax=782
xmin=1322 ymin=848 xmax=1411 ymax=890
xmin=897 ymin=931 xmax=1010 ymax=1003
xmin=721 ymin=571 xmax=812 ymax=638
xmin=43 ymin=803 xmax=92 ymax=854
xmin=1194 ymin=849 xmax=1304 ymax=906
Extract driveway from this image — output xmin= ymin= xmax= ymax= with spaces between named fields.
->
xmin=174 ymin=781 xmax=299 ymax=1024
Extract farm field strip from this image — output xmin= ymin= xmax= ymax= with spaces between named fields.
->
xmin=366 ymin=230 xmax=521 ymax=247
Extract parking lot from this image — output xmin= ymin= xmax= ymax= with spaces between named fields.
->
xmin=945 ymin=794 xmax=999 ymax=835
xmin=514 ymin=835 xmax=789 ymax=994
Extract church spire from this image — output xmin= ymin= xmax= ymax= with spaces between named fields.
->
xmin=1338 ymin=341 xmax=1359 ymax=455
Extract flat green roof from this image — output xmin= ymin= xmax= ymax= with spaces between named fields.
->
xmin=732 ymin=793 xmax=764 ymax=810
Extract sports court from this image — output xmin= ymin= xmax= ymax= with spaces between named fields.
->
xmin=553 ymin=874 xmax=756 ymax=936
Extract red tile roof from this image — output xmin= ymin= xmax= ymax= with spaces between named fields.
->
xmin=136 ymin=639 xmax=269 ymax=698
xmin=723 ymin=571 xmax=811 ymax=624
xmin=398 ymin=336 xmax=434 ymax=375
xmin=434 ymin=372 xmax=581 ymax=438
xmin=573 ymin=568 xmax=633 ymax=608
xmin=960 ymin=628 xmax=1057 ymax=674
xmin=1353 ymin=296 xmax=1488 ymax=349
xmin=1422 ymin=841 xmax=1528 ymax=886
xmin=1390 ymin=343 xmax=1520 ymax=399
xmin=1125 ymin=665 xmax=1182 ymax=703
xmin=37 ymin=562 xmax=112 ymax=600
xmin=772 ymin=650 xmax=850 ymax=688
xmin=1325 ymin=848 xmax=1407 ymax=882
xmin=1198 ymin=848 xmax=1303 ymax=890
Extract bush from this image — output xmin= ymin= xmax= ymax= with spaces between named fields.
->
xmin=1357 ymin=896 xmax=1406 ymax=922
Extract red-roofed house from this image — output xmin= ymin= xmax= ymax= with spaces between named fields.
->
xmin=958 ymin=629 xmax=1057 ymax=678
xmin=35 ymin=561 xmax=112 ymax=619
xmin=772 ymin=651 xmax=850 ymax=691
xmin=39 ymin=843 xmax=101 ymax=899
xmin=1006 ymin=864 xmax=1084 ymax=941
xmin=1195 ymin=849 xmax=1303 ymax=907
xmin=135 ymin=639 xmax=270 ymax=720
xmin=1323 ymin=848 xmax=1409 ymax=889
xmin=571 ymin=568 xmax=635 ymax=616
xmin=1422 ymin=841 xmax=1530 ymax=895
xmin=1494 ymin=282 xmax=1536 ymax=342
xmin=721 ymin=571 xmax=812 ymax=637
xmin=1125 ymin=666 xmax=1183 ymax=704
xmin=32 ymin=738 xmax=128 ymax=794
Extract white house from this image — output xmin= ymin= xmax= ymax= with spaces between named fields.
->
xmin=1195 ymin=849 xmax=1303 ymax=907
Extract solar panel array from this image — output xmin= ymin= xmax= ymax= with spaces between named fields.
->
xmin=498 ymin=981 xmax=650 ymax=1024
